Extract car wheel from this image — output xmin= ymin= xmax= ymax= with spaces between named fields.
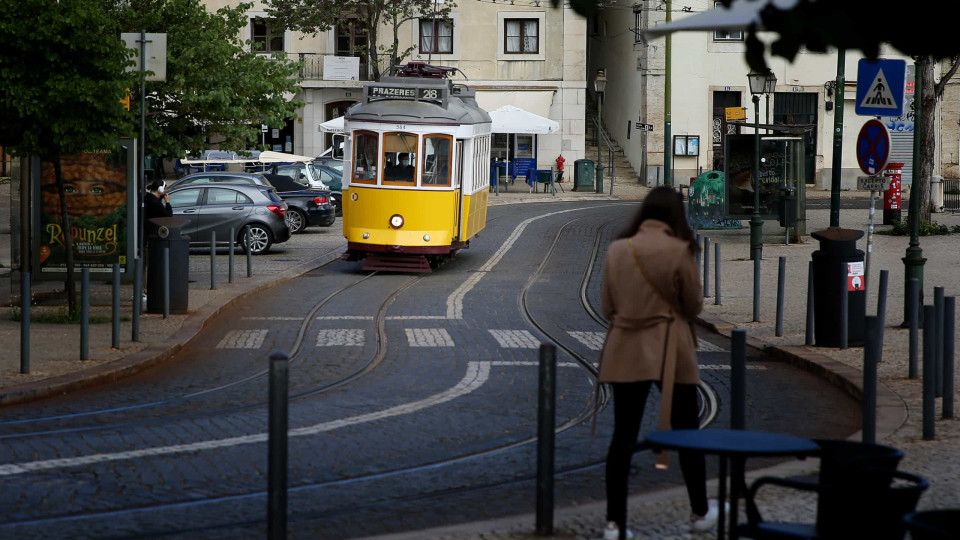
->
xmin=240 ymin=224 xmax=273 ymax=255
xmin=285 ymin=209 xmax=307 ymax=234
xmin=334 ymin=200 xmax=343 ymax=217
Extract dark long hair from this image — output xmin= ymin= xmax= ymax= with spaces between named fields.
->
xmin=618 ymin=186 xmax=699 ymax=254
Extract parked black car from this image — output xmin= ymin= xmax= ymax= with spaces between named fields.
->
xmin=167 ymin=183 xmax=291 ymax=255
xmin=260 ymin=174 xmax=335 ymax=233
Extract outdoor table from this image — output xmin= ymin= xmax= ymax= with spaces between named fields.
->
xmin=642 ymin=429 xmax=819 ymax=540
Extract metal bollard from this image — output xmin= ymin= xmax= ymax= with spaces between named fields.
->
xmin=805 ymin=261 xmax=814 ymax=346
xmin=776 ymin=256 xmax=786 ymax=337
xmin=268 ymin=351 xmax=289 ymax=540
xmin=935 ymin=287 xmax=945 ymax=397
xmin=908 ymin=278 xmax=920 ymax=379
xmin=703 ymin=237 xmax=710 ymax=298
xmin=731 ymin=329 xmax=747 ymax=430
xmin=714 ymin=243 xmax=721 ymax=306
xmin=695 ymin=233 xmax=701 ymax=273
xmin=876 ymin=270 xmax=888 ymax=362
xmin=536 ymin=343 xmax=557 ymax=536
xmin=81 ymin=268 xmax=90 ymax=360
xmin=20 ymin=271 xmax=30 ymax=374
xmin=229 ymin=227 xmax=235 ymax=283
xmin=840 ymin=269 xmax=849 ymax=350
xmin=163 ymin=246 xmax=170 ymax=319
xmin=862 ymin=316 xmax=879 ymax=445
xmin=210 ymin=231 xmax=217 ymax=290
xmin=753 ymin=256 xmax=760 ymax=323
xmin=923 ymin=305 xmax=936 ymax=441
xmin=945 ymin=297 xmax=955 ymax=420
xmin=112 ymin=263 xmax=120 ymax=349
xmin=132 ymin=257 xmax=142 ymax=342
xmin=245 ymin=225 xmax=253 ymax=277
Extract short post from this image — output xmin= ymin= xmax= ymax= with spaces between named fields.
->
xmin=753 ymin=256 xmax=760 ymax=322
xmin=703 ymin=237 xmax=710 ymax=298
xmin=245 ymin=225 xmax=253 ymax=277
xmin=730 ymin=329 xmax=747 ymax=430
xmin=132 ymin=257 xmax=142 ymax=342
xmin=908 ymin=278 xmax=920 ymax=379
xmin=695 ymin=233 xmax=702 ymax=272
xmin=944 ymin=296 xmax=955 ymax=419
xmin=536 ymin=343 xmax=557 ymax=536
xmin=714 ymin=243 xmax=721 ymax=306
xmin=876 ymin=269 xmax=888 ymax=362
xmin=862 ymin=316 xmax=879 ymax=445
xmin=923 ymin=305 xmax=936 ymax=441
xmin=840 ymin=269 xmax=849 ymax=350
xmin=268 ymin=351 xmax=289 ymax=540
xmin=805 ymin=261 xmax=814 ymax=346
xmin=80 ymin=268 xmax=90 ymax=360
xmin=935 ymin=287 xmax=945 ymax=397
xmin=112 ymin=263 xmax=120 ymax=349
xmin=210 ymin=231 xmax=217 ymax=290
xmin=20 ymin=271 xmax=30 ymax=374
xmin=775 ymin=256 xmax=786 ymax=337
xmin=229 ymin=227 xmax=235 ymax=283
xmin=163 ymin=246 xmax=170 ymax=319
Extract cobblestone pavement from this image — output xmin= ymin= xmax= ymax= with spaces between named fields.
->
xmin=2 ymin=179 xmax=959 ymax=539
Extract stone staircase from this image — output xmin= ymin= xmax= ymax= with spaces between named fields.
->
xmin=586 ymin=99 xmax=642 ymax=187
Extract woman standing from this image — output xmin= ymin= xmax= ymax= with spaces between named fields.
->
xmin=599 ymin=186 xmax=722 ymax=539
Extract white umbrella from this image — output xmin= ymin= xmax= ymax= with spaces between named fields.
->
xmin=319 ymin=116 xmax=345 ymax=133
xmin=489 ymin=105 xmax=560 ymax=134
xmin=643 ymin=0 xmax=798 ymax=39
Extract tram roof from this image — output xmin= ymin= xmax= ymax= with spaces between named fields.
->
xmin=346 ymin=76 xmax=491 ymax=127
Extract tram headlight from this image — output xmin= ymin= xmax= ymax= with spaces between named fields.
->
xmin=363 ymin=232 xmax=370 ymax=239
xmin=389 ymin=214 xmax=404 ymax=229
xmin=423 ymin=234 xmax=431 ymax=242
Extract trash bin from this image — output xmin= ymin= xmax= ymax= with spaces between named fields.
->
xmin=931 ymin=175 xmax=944 ymax=213
xmin=146 ymin=216 xmax=191 ymax=314
xmin=778 ymin=186 xmax=796 ymax=227
xmin=573 ymin=159 xmax=595 ymax=191
xmin=490 ymin=161 xmax=507 ymax=190
xmin=811 ymin=228 xmax=866 ymax=347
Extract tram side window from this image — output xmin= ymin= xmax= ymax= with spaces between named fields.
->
xmin=353 ymin=131 xmax=379 ymax=183
xmin=383 ymin=132 xmax=418 ymax=185
xmin=421 ymin=135 xmax=452 ymax=186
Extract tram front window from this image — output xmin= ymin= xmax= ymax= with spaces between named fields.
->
xmin=422 ymin=135 xmax=452 ymax=186
xmin=384 ymin=132 xmax=418 ymax=185
xmin=353 ymin=130 xmax=379 ymax=183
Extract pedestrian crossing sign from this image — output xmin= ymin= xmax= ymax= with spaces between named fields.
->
xmin=856 ymin=59 xmax=906 ymax=117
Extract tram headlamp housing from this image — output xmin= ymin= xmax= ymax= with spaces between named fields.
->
xmin=389 ymin=214 xmax=404 ymax=229
xmin=363 ymin=232 xmax=370 ymax=239
xmin=423 ymin=234 xmax=431 ymax=242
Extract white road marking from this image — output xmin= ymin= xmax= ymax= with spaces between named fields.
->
xmin=0 ymin=362 xmax=491 ymax=477
xmin=405 ymin=328 xmax=455 ymax=347
xmin=491 ymin=361 xmax=581 ymax=368
xmin=699 ymin=364 xmax=768 ymax=371
xmin=488 ymin=329 xmax=541 ymax=349
xmin=316 ymin=329 xmax=364 ymax=347
xmin=568 ymin=331 xmax=606 ymax=351
xmin=242 ymin=316 xmax=302 ymax=321
xmin=697 ymin=339 xmax=728 ymax=352
xmin=216 ymin=330 xmax=268 ymax=349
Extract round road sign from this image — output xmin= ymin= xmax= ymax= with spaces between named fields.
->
xmin=856 ymin=119 xmax=891 ymax=175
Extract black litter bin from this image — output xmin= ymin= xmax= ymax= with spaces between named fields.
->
xmin=573 ymin=159 xmax=594 ymax=191
xmin=146 ymin=217 xmax=191 ymax=314
xmin=811 ymin=228 xmax=866 ymax=347
xmin=778 ymin=186 xmax=796 ymax=227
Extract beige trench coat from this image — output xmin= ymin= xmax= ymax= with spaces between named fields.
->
xmin=598 ymin=219 xmax=703 ymax=385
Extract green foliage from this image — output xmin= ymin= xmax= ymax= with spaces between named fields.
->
xmin=101 ymin=0 xmax=304 ymax=157
xmin=879 ymin=219 xmax=960 ymax=236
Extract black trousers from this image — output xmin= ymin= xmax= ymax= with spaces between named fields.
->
xmin=605 ymin=381 xmax=708 ymax=528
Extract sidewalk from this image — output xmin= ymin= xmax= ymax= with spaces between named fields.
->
xmin=3 ymin=178 xmax=960 ymax=539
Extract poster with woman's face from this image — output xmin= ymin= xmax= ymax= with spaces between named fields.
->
xmin=38 ymin=148 xmax=130 ymax=274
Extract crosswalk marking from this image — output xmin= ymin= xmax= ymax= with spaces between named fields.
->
xmin=568 ymin=331 xmax=606 ymax=351
xmin=700 ymin=364 xmax=767 ymax=371
xmin=491 ymin=361 xmax=582 ymax=368
xmin=216 ymin=329 xmax=268 ymax=349
xmin=488 ymin=329 xmax=541 ymax=349
xmin=697 ymin=339 xmax=728 ymax=352
xmin=405 ymin=328 xmax=455 ymax=347
xmin=316 ymin=329 xmax=364 ymax=347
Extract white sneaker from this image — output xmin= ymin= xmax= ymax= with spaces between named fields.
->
xmin=603 ymin=521 xmax=635 ymax=540
xmin=690 ymin=499 xmax=729 ymax=532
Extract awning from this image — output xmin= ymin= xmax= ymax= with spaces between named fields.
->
xmin=643 ymin=0 xmax=798 ymax=39
xmin=319 ymin=116 xmax=345 ymax=133
xmin=475 ymin=90 xmax=554 ymax=120
xmin=488 ymin=105 xmax=560 ymax=135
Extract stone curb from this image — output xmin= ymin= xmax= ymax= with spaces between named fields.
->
xmin=0 ymin=248 xmax=344 ymax=406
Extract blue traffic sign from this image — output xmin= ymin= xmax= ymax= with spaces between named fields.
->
xmin=856 ymin=59 xmax=906 ymax=117
xmin=856 ymin=119 xmax=891 ymax=175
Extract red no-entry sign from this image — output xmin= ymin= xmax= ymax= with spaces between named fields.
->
xmin=856 ymin=119 xmax=891 ymax=175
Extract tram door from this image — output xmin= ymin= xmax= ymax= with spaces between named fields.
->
xmin=453 ymin=140 xmax=464 ymax=240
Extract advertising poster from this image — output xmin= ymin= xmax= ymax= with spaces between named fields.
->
xmin=35 ymin=143 xmax=134 ymax=276
xmin=724 ymin=134 xmax=784 ymax=219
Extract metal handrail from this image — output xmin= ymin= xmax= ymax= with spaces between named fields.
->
xmin=593 ymin=117 xmax=617 ymax=195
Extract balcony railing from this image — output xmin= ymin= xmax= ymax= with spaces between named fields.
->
xmin=263 ymin=52 xmax=371 ymax=81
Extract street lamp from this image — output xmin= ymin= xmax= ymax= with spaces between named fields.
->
xmin=595 ymin=69 xmax=607 ymax=193
xmin=747 ymin=69 xmax=777 ymax=261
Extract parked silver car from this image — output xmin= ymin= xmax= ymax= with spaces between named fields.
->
xmin=167 ymin=183 xmax=291 ymax=254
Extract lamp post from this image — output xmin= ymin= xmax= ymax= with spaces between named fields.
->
xmin=747 ymin=69 xmax=777 ymax=261
xmin=595 ymin=69 xmax=607 ymax=193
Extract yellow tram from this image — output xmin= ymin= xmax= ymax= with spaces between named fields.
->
xmin=341 ymin=63 xmax=491 ymax=272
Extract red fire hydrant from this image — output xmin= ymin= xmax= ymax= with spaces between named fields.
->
xmin=556 ymin=154 xmax=566 ymax=182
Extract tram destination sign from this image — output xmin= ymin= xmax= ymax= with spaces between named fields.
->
xmin=367 ymin=85 xmax=445 ymax=102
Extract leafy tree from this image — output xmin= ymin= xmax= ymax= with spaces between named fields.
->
xmin=0 ymin=0 xmax=134 ymax=314
xmin=265 ymin=0 xmax=455 ymax=80
xmin=102 ymin=0 xmax=304 ymax=159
